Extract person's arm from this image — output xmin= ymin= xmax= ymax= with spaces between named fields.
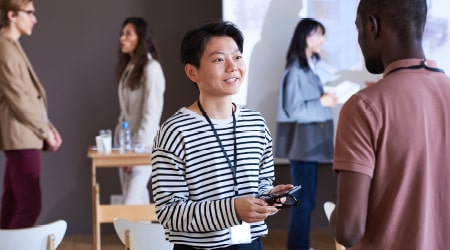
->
xmin=282 ymin=68 xmax=332 ymax=120
xmin=135 ymin=60 xmax=165 ymax=147
xmin=331 ymin=170 xmax=371 ymax=247
xmin=282 ymin=69 xmax=310 ymax=114
xmin=257 ymin=121 xmax=275 ymax=194
xmin=331 ymin=93 xmax=378 ymax=247
xmin=0 ymin=45 xmax=52 ymax=140
xmin=152 ymin=146 xmax=242 ymax=231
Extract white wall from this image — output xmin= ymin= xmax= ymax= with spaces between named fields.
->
xmin=224 ymin=0 xmax=450 ymax=164
xmin=224 ymin=0 xmax=377 ymax=163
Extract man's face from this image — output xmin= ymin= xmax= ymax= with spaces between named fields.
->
xmin=186 ymin=36 xmax=246 ymax=98
xmin=12 ymin=2 xmax=37 ymax=36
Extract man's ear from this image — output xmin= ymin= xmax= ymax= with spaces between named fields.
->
xmin=368 ymin=15 xmax=379 ymax=38
xmin=7 ymin=10 xmax=18 ymax=20
xmin=184 ymin=64 xmax=198 ymax=83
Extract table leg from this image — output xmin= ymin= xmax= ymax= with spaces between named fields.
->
xmin=93 ymin=184 xmax=101 ymax=250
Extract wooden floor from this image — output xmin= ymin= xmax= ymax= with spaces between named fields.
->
xmin=58 ymin=227 xmax=337 ymax=250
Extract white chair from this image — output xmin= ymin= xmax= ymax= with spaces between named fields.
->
xmin=323 ymin=201 xmax=336 ymax=222
xmin=323 ymin=201 xmax=346 ymax=250
xmin=113 ymin=217 xmax=173 ymax=250
xmin=0 ymin=219 xmax=67 ymax=250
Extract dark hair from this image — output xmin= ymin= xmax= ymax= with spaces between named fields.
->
xmin=358 ymin=0 xmax=427 ymax=40
xmin=285 ymin=18 xmax=325 ymax=69
xmin=0 ymin=0 xmax=33 ymax=28
xmin=180 ymin=21 xmax=243 ymax=68
xmin=115 ymin=17 xmax=160 ymax=90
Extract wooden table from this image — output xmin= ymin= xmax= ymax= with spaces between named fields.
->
xmin=87 ymin=147 xmax=157 ymax=250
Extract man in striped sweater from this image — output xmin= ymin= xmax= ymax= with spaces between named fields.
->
xmin=151 ymin=21 xmax=293 ymax=249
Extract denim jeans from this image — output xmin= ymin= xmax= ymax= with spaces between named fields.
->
xmin=287 ymin=160 xmax=318 ymax=250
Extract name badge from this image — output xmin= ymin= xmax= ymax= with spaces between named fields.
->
xmin=230 ymin=222 xmax=252 ymax=244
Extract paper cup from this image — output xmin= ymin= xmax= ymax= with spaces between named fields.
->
xmin=102 ymin=134 xmax=112 ymax=154
xmin=95 ymin=136 xmax=104 ymax=153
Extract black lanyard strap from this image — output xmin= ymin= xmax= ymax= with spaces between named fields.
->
xmin=385 ymin=59 xmax=445 ymax=77
xmin=197 ymin=100 xmax=238 ymax=196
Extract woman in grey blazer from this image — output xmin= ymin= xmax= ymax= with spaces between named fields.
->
xmin=275 ymin=18 xmax=337 ymax=250
xmin=114 ymin=17 xmax=165 ymax=204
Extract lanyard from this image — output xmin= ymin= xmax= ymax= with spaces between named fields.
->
xmin=385 ymin=60 xmax=444 ymax=77
xmin=197 ymin=100 xmax=238 ymax=196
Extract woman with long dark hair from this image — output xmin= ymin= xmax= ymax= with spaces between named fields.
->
xmin=275 ymin=18 xmax=337 ymax=250
xmin=114 ymin=17 xmax=165 ymax=204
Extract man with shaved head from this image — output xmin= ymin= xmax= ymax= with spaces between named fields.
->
xmin=331 ymin=0 xmax=450 ymax=249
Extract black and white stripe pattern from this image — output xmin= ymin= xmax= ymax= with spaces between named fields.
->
xmin=151 ymin=106 xmax=274 ymax=249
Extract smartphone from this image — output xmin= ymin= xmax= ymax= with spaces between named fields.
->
xmin=270 ymin=185 xmax=302 ymax=196
xmin=257 ymin=185 xmax=302 ymax=206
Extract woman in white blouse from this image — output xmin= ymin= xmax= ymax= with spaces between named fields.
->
xmin=114 ymin=17 xmax=165 ymax=204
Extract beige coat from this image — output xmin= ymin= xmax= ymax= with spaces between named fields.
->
xmin=114 ymin=56 xmax=165 ymax=150
xmin=0 ymin=35 xmax=53 ymax=150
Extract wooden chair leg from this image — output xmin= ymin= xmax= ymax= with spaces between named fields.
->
xmin=47 ymin=234 xmax=55 ymax=250
xmin=125 ymin=230 xmax=132 ymax=250
xmin=336 ymin=240 xmax=346 ymax=250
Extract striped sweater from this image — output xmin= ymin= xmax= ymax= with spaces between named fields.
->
xmin=151 ymin=106 xmax=275 ymax=249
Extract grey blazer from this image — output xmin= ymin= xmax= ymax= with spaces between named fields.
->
xmin=275 ymin=59 xmax=334 ymax=162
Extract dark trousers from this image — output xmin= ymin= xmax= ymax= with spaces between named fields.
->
xmin=287 ymin=160 xmax=318 ymax=250
xmin=1 ymin=149 xmax=41 ymax=229
xmin=174 ymin=238 xmax=263 ymax=250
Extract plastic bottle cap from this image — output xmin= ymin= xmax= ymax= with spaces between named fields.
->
xmin=122 ymin=121 xmax=128 ymax=128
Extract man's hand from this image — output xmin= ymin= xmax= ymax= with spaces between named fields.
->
xmin=234 ymin=196 xmax=278 ymax=223
xmin=44 ymin=127 xmax=62 ymax=152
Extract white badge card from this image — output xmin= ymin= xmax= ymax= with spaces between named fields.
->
xmin=230 ymin=222 xmax=252 ymax=244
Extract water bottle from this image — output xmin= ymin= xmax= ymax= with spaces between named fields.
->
xmin=119 ymin=121 xmax=132 ymax=153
